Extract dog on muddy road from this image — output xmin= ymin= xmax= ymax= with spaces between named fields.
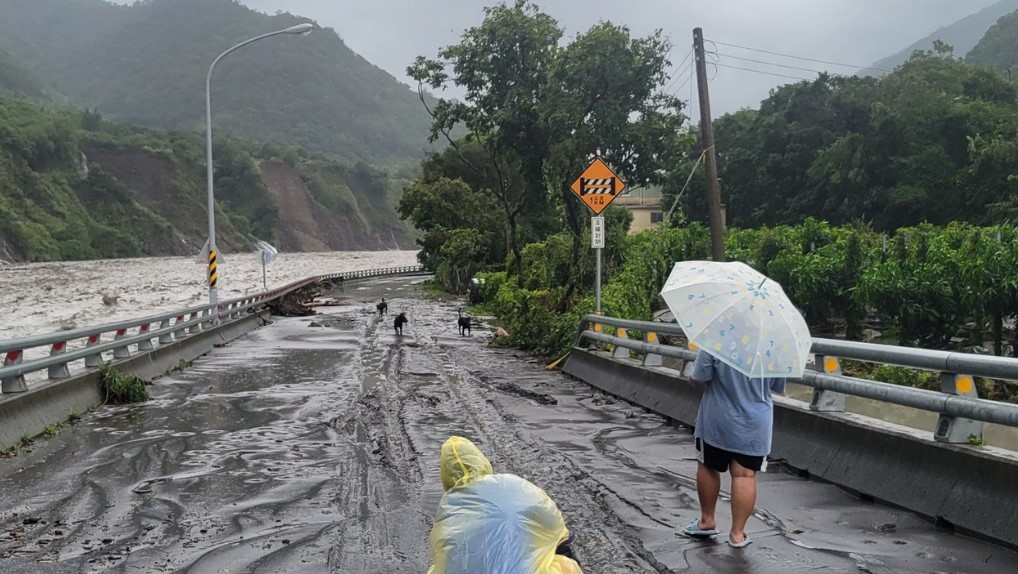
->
xmin=394 ymin=312 xmax=408 ymax=336
xmin=457 ymin=309 xmax=471 ymax=337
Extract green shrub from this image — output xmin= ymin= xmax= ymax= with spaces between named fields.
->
xmin=481 ymin=218 xmax=1018 ymax=366
xmin=99 ymin=363 xmax=150 ymax=404
xmin=487 ymin=282 xmax=587 ymax=356
xmin=475 ymin=271 xmax=507 ymax=303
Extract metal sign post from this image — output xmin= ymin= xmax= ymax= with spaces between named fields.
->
xmin=261 ymin=251 xmax=270 ymax=289
xmin=254 ymin=239 xmax=278 ymax=290
xmin=570 ymin=157 xmax=625 ymax=315
xmin=592 ymin=216 xmax=605 ymax=312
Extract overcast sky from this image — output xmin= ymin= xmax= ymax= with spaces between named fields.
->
xmin=233 ymin=1 xmax=999 ymax=117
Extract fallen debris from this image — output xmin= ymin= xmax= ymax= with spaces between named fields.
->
xmin=267 ymin=283 xmax=321 ymax=317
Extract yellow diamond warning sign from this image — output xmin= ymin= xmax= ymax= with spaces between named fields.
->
xmin=570 ymin=157 xmax=626 ymax=215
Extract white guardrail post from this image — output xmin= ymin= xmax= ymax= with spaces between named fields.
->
xmin=187 ymin=312 xmax=202 ymax=334
xmin=85 ymin=334 xmax=104 ymax=367
xmin=935 ymin=373 xmax=983 ymax=443
xmin=642 ymin=332 xmax=663 ymax=367
xmin=612 ymin=328 xmax=629 ymax=359
xmin=809 ymin=354 xmax=846 ymax=412
xmin=2 ymin=351 xmax=27 ymax=392
xmin=47 ymin=341 xmax=71 ymax=379
xmin=173 ymin=314 xmax=187 ymax=339
xmin=113 ymin=328 xmax=131 ymax=359
xmin=137 ymin=324 xmax=155 ymax=351
xmin=158 ymin=319 xmax=174 ymax=344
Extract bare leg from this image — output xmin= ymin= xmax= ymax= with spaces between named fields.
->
xmin=729 ymin=460 xmax=757 ymax=544
xmin=696 ymin=462 xmax=721 ymax=531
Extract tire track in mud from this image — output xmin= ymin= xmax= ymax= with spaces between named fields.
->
xmin=0 ymin=307 xmax=436 ymax=573
xmin=321 ymin=309 xmax=432 ymax=573
xmin=383 ymin=304 xmax=676 ymax=573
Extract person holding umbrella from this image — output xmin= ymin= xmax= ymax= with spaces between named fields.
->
xmin=660 ymin=261 xmax=812 ymax=549
xmin=684 ymin=347 xmax=786 ymax=548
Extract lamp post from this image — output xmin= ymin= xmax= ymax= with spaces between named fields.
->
xmin=204 ymin=23 xmax=313 ymax=314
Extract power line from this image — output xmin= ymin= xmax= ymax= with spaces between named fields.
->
xmin=707 ymin=38 xmax=891 ymax=73
xmin=664 ymin=148 xmax=708 ymax=222
xmin=714 ymin=51 xmax=830 ymax=76
xmin=664 ymin=48 xmax=694 ymax=92
xmin=666 ymin=59 xmax=695 ymax=92
xmin=672 ymin=47 xmax=693 ymax=74
xmin=714 ymin=62 xmax=813 ymax=82
xmin=670 ymin=51 xmax=696 ymax=97
xmin=674 ymin=73 xmax=694 ymax=96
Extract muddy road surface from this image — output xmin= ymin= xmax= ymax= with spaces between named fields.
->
xmin=0 ymin=276 xmax=1015 ymax=573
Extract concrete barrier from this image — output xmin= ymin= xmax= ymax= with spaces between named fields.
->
xmin=0 ymin=310 xmax=270 ymax=449
xmin=563 ymin=348 xmax=1018 ymax=549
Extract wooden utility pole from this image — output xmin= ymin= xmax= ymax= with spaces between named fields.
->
xmin=693 ymin=27 xmax=726 ymax=262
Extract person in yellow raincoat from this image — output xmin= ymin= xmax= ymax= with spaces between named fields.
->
xmin=427 ymin=436 xmax=583 ymax=574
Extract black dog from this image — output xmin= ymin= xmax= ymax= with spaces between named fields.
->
xmin=394 ymin=312 xmax=408 ymax=336
xmin=376 ymin=298 xmax=387 ymax=316
xmin=457 ymin=309 xmax=471 ymax=337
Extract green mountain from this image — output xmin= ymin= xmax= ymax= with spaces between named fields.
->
xmin=0 ymin=49 xmax=47 ymax=99
xmin=966 ymin=9 xmax=1018 ymax=75
xmin=0 ymin=97 xmax=413 ymax=263
xmin=869 ymin=0 xmax=1018 ymax=73
xmin=0 ymin=0 xmax=435 ymax=165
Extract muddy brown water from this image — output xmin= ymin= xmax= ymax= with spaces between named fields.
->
xmin=0 ymin=276 xmax=1015 ymax=573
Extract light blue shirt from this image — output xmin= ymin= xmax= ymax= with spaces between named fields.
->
xmin=690 ymin=350 xmax=786 ymax=457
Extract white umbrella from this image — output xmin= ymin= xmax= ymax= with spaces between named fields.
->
xmin=660 ymin=260 xmax=811 ymax=378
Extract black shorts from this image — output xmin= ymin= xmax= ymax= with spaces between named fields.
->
xmin=696 ymin=437 xmax=765 ymax=472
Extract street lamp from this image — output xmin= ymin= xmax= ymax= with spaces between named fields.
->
xmin=204 ymin=23 xmax=314 ymax=314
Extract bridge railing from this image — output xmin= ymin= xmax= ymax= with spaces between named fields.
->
xmin=574 ymin=314 xmax=1018 ymax=444
xmin=0 ymin=265 xmax=424 ymax=392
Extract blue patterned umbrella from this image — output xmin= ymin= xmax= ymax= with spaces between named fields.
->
xmin=659 ymin=261 xmax=811 ymax=378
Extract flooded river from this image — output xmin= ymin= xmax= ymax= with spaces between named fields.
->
xmin=0 ymin=251 xmax=420 ymax=342
xmin=0 ymin=276 xmax=1015 ymax=572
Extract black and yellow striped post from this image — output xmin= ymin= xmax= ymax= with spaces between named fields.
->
xmin=208 ymin=249 xmax=218 ymax=289
xmin=207 ymin=248 xmax=221 ymax=324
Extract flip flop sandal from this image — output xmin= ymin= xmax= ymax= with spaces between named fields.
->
xmin=726 ymin=537 xmax=753 ymax=548
xmin=681 ymin=519 xmax=720 ymax=537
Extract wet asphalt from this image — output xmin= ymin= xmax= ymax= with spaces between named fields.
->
xmin=0 ymin=275 xmax=1016 ymax=573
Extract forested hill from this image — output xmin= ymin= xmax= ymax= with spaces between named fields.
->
xmin=0 ymin=49 xmax=47 ymax=99
xmin=869 ymin=0 xmax=1018 ymax=73
xmin=0 ymin=98 xmax=414 ymax=263
xmin=966 ymin=9 xmax=1018 ymax=74
xmin=0 ymin=0 xmax=435 ymax=164
xmin=700 ymin=50 xmax=1018 ymax=232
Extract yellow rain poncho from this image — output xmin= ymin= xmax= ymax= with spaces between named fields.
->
xmin=427 ymin=436 xmax=583 ymax=574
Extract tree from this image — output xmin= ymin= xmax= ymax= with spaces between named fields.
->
xmin=397 ymin=174 xmax=505 ymax=289
xmin=712 ymin=49 xmax=1018 ymax=231
xmin=540 ymin=21 xmax=689 ymax=298
xmin=407 ymin=1 xmax=689 ymax=294
xmin=408 ymin=1 xmax=560 ymax=280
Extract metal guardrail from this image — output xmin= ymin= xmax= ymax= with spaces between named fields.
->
xmin=0 ymin=265 xmax=425 ymax=392
xmin=575 ymin=314 xmax=1018 ymax=444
